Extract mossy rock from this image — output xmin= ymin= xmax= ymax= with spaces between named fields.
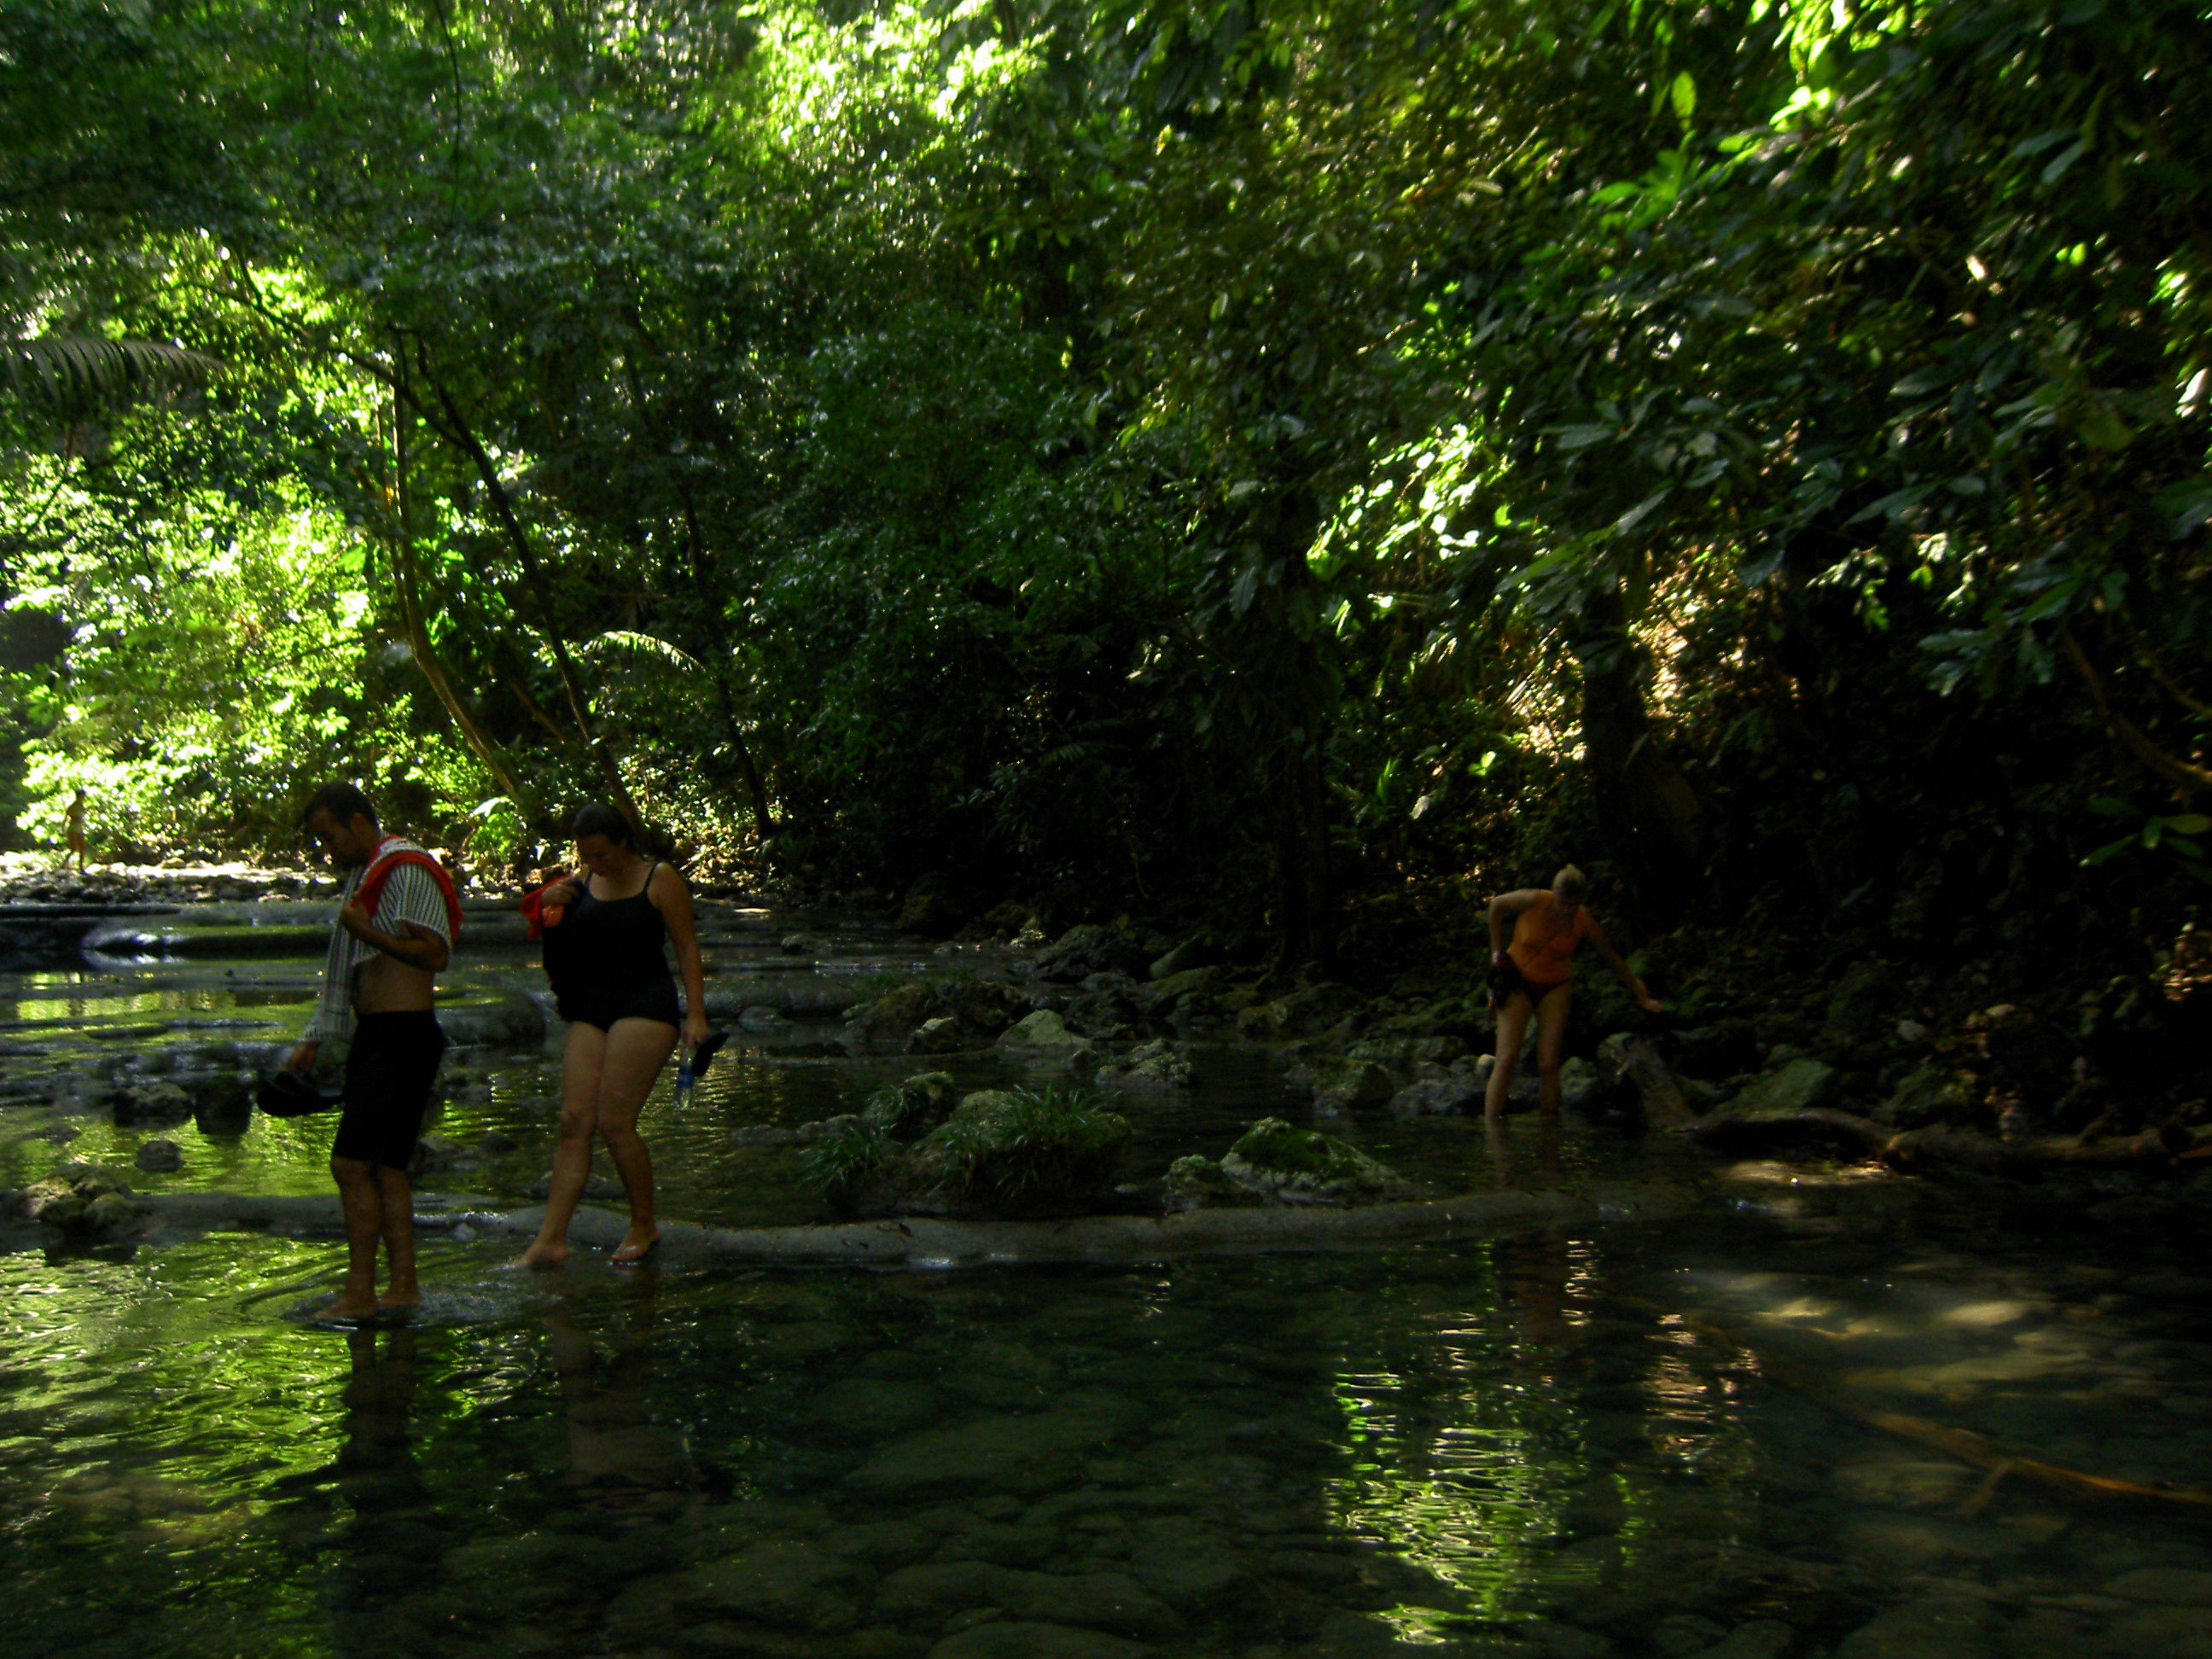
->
xmin=1162 ymin=1154 xmax=1248 ymax=1210
xmin=832 ymin=1086 xmax=1132 ymax=1220
xmin=863 ymin=1072 xmax=961 ymax=1138
xmin=1184 ymin=1117 xmax=1417 ymax=1207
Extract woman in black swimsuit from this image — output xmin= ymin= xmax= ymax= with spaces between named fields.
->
xmin=521 ymin=805 xmax=708 ymax=1267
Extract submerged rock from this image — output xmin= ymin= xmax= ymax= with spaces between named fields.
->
xmin=1096 ymin=1039 xmax=1191 ymax=1093
xmin=909 ymin=1016 xmax=969 ymax=1055
xmin=927 ymin=1621 xmax=1155 ymax=1658
xmin=114 ymin=1080 xmax=193 ymax=1125
xmin=1388 ymin=1057 xmax=1486 ymax=1118
xmin=1165 ymin=1118 xmax=1414 ymax=1209
xmin=998 ymin=1010 xmax=1084 ymax=1050
xmin=1032 ymin=924 xmax=1150 ymax=984
xmin=23 ymin=1161 xmax=143 ymax=1237
xmin=683 ymin=1541 xmax=859 ymax=1632
xmin=134 ymin=1138 xmax=183 ymax=1173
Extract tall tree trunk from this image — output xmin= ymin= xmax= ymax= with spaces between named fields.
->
xmin=677 ymin=485 xmax=776 ymax=836
xmin=383 ymin=396 xmax=549 ymax=834
xmin=405 ymin=353 xmax=643 ymax=827
xmin=1227 ymin=477 xmax=1332 ymax=977
xmin=1573 ymin=585 xmax=1702 ymax=915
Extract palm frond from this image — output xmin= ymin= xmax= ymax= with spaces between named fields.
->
xmin=578 ymin=630 xmax=707 ymax=674
xmin=1 ymin=335 xmax=223 ymax=412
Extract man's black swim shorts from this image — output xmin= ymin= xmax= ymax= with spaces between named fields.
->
xmin=334 ymin=1010 xmax=446 ymax=1171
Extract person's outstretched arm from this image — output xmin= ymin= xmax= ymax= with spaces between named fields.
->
xmin=653 ymin=864 xmax=711 ymax=1049
xmin=1586 ymin=918 xmax=1662 ymax=1011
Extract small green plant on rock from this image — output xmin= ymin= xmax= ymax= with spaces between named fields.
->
xmin=799 ymin=1117 xmax=892 ymax=1197
xmin=918 ymin=1083 xmax=1132 ymax=1208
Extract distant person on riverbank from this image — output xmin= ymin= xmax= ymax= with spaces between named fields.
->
xmin=64 ymin=789 xmax=87 ymax=872
xmin=1484 ymin=865 xmax=1662 ymax=1120
xmin=519 ymin=803 xmax=708 ymax=1269
xmin=285 ymin=783 xmax=463 ymax=1322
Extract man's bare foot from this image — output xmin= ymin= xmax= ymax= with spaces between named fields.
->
xmin=311 ymin=1294 xmax=380 ymax=1323
xmin=612 ymin=1227 xmax=660 ymax=1266
xmin=518 ymin=1239 xmax=568 ymax=1269
xmin=375 ymin=1289 xmax=422 ymax=1313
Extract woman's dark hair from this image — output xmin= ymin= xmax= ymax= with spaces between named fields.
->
xmin=570 ymin=803 xmax=635 ymax=847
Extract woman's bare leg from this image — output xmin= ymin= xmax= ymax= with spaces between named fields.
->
xmin=1534 ymin=983 xmax=1572 ymax=1115
xmin=521 ymin=1023 xmax=608 ymax=1267
xmin=1485 ymin=992 xmax=1534 ymax=1120
xmin=594 ymin=1017 xmax=676 ymax=1260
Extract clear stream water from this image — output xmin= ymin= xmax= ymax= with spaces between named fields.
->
xmin=4 ymin=900 xmax=2212 ymax=1659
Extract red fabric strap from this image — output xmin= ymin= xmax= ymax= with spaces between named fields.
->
xmin=356 ymin=837 xmax=464 ymax=943
xmin=519 ymin=872 xmax=575 ymax=940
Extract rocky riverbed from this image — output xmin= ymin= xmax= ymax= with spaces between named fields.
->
xmin=8 ymin=882 xmax=2212 ymax=1659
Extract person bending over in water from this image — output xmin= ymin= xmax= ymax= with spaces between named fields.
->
xmin=521 ymin=804 xmax=707 ymax=1268
xmin=287 ymin=783 xmax=461 ymax=1321
xmin=1483 ymin=864 xmax=1661 ymax=1121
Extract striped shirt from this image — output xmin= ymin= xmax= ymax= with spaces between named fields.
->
xmin=304 ymin=840 xmax=454 ymax=1045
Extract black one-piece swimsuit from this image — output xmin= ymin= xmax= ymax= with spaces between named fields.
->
xmin=551 ymin=864 xmax=682 ymax=1031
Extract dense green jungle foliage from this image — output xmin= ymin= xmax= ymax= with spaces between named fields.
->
xmin=3 ymin=0 xmax=2207 ymax=1033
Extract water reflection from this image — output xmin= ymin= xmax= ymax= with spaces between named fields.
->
xmin=543 ymin=1275 xmax=698 ymax=1516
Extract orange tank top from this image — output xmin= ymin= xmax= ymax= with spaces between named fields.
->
xmin=1508 ymin=894 xmax=1592 ymax=987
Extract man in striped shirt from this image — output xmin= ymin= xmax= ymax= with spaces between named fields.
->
xmin=284 ymin=783 xmax=454 ymax=1322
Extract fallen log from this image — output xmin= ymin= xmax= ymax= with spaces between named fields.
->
xmin=1645 ymin=1295 xmax=2212 ymax=1511
xmin=124 ymin=1182 xmax=1696 ymax=1264
xmin=1883 ymin=1122 xmax=2188 ymax=1171
xmin=1691 ymin=1107 xmax=1893 ymax=1157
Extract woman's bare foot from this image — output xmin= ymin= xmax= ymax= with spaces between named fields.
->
xmin=612 ymin=1227 xmax=660 ymax=1266
xmin=519 ymin=1238 xmax=568 ymax=1269
xmin=311 ymin=1293 xmax=380 ymax=1323
xmin=375 ymin=1288 xmax=422 ymax=1314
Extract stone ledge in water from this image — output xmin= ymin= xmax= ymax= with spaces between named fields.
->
xmin=1164 ymin=1118 xmax=1415 ymax=1211
xmin=117 ymin=1180 xmax=1690 ymax=1262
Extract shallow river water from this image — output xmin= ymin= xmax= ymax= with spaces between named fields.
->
xmin=5 ymin=899 xmax=2212 ymax=1659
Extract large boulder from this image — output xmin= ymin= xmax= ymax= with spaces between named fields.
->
xmin=1096 ymin=1039 xmax=1192 ymax=1094
xmin=1236 ymin=982 xmax=1364 ymax=1040
xmin=1062 ymin=974 xmax=1144 ymax=1040
xmin=1308 ymin=1059 xmax=1395 ymax=1116
xmin=1148 ymin=939 xmax=1219 ymax=981
xmin=997 ymin=1010 xmax=1099 ymax=1071
xmin=1388 ymin=1057 xmax=1487 ymax=1118
xmin=1720 ymin=1057 xmax=1840 ymax=1119
xmin=1165 ymin=1118 xmax=1414 ymax=1209
xmin=1032 ymin=925 xmax=1150 ymax=984
xmin=1878 ymin=1066 xmax=1976 ymax=1130
xmin=898 ymin=872 xmax=972 ymax=937
xmin=906 ymin=1016 xmax=968 ymax=1056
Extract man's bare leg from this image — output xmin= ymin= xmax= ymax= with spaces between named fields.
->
xmin=320 ymin=1155 xmax=385 ymax=1321
xmin=375 ymin=1165 xmax=421 ymax=1312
